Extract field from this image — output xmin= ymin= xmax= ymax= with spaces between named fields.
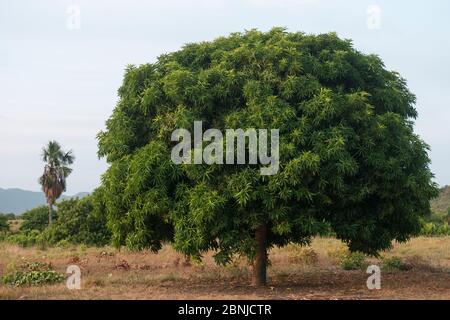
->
xmin=0 ymin=237 xmax=449 ymax=300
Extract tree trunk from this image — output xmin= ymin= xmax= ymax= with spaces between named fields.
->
xmin=252 ymin=223 xmax=267 ymax=287
xmin=48 ymin=203 xmax=53 ymax=225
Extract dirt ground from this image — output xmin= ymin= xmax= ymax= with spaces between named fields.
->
xmin=0 ymin=237 xmax=449 ymax=300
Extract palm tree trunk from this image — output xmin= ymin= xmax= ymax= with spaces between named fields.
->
xmin=48 ymin=203 xmax=53 ymax=225
xmin=252 ymin=223 xmax=267 ymax=287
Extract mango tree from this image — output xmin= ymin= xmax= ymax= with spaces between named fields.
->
xmin=97 ymin=28 xmax=437 ymax=286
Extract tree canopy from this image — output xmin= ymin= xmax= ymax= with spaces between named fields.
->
xmin=97 ymin=28 xmax=437 ymax=285
xmin=0 ymin=215 xmax=9 ymax=233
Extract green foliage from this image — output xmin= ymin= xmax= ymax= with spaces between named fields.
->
xmin=420 ymin=221 xmax=450 ymax=236
xmin=2 ymin=261 xmax=64 ymax=286
xmin=21 ymin=261 xmax=53 ymax=271
xmin=420 ymin=206 xmax=450 ymax=236
xmin=339 ymin=251 xmax=367 ymax=270
xmin=0 ymin=213 xmax=16 ymax=220
xmin=6 ymin=230 xmax=43 ymax=247
xmin=4 ymin=191 xmax=110 ymax=247
xmin=97 ymin=28 xmax=437 ymax=264
xmin=2 ymin=271 xmax=64 ymax=286
xmin=382 ymin=256 xmax=410 ymax=271
xmin=424 ymin=211 xmax=448 ymax=224
xmin=42 ymin=193 xmax=111 ymax=246
xmin=0 ymin=215 xmax=9 ymax=232
xmin=20 ymin=205 xmax=52 ymax=232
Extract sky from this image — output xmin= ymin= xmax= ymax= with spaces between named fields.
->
xmin=0 ymin=0 xmax=449 ymax=194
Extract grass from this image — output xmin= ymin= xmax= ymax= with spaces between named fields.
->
xmin=0 ymin=236 xmax=449 ymax=299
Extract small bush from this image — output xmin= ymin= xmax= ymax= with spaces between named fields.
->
xmin=42 ymin=195 xmax=111 ymax=246
xmin=0 ymin=213 xmax=16 ymax=220
xmin=20 ymin=206 xmax=51 ymax=232
xmin=56 ymin=239 xmax=71 ymax=248
xmin=0 ymin=231 xmax=8 ymax=242
xmin=437 ymin=222 xmax=450 ymax=235
xmin=21 ymin=261 xmax=53 ymax=271
xmin=1 ymin=260 xmax=64 ymax=286
xmin=382 ymin=256 xmax=410 ymax=271
xmin=420 ymin=221 xmax=450 ymax=236
xmin=7 ymin=192 xmax=111 ymax=248
xmin=420 ymin=211 xmax=450 ymax=236
xmin=2 ymin=270 xmax=65 ymax=286
xmin=339 ymin=252 xmax=367 ymax=270
xmin=0 ymin=215 xmax=10 ymax=232
xmin=5 ymin=230 xmax=45 ymax=247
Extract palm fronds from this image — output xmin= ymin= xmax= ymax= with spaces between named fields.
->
xmin=39 ymin=141 xmax=75 ymax=208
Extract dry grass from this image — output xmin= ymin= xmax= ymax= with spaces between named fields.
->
xmin=0 ymin=237 xmax=449 ymax=300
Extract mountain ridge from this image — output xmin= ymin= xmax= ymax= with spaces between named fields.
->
xmin=0 ymin=187 xmax=89 ymax=215
xmin=2 ymin=185 xmax=449 ymax=216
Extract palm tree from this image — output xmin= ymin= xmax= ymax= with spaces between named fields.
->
xmin=38 ymin=141 xmax=75 ymax=225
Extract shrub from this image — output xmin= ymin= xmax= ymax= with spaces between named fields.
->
xmin=21 ymin=261 xmax=53 ymax=271
xmin=420 ymin=211 xmax=450 ymax=236
xmin=2 ymin=213 xmax=16 ymax=220
xmin=6 ymin=230 xmax=42 ymax=247
xmin=4 ymin=191 xmax=110 ymax=248
xmin=420 ymin=221 xmax=435 ymax=236
xmin=0 ymin=231 xmax=8 ymax=242
xmin=419 ymin=221 xmax=450 ymax=236
xmin=1 ymin=260 xmax=65 ymax=286
xmin=56 ymin=239 xmax=71 ymax=248
xmin=437 ymin=222 xmax=450 ymax=235
xmin=0 ymin=215 xmax=9 ymax=232
xmin=2 ymin=270 xmax=65 ymax=286
xmin=20 ymin=205 xmax=51 ymax=232
xmin=382 ymin=256 xmax=410 ymax=271
xmin=339 ymin=252 xmax=367 ymax=270
xmin=42 ymin=193 xmax=110 ymax=246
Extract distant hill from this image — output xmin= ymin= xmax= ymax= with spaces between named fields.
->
xmin=431 ymin=185 xmax=450 ymax=214
xmin=0 ymin=188 xmax=89 ymax=215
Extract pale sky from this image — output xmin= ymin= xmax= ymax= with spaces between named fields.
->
xmin=1 ymin=0 xmax=449 ymax=194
